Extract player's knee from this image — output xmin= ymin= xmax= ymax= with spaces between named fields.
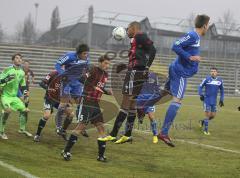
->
xmin=72 ymin=124 xmax=85 ymax=135
xmin=4 ymin=108 xmax=12 ymax=114
xmin=24 ymin=108 xmax=30 ymax=113
xmin=209 ymin=115 xmax=215 ymax=120
xmin=148 ymin=112 xmax=154 ymax=120
xmin=65 ymin=106 xmax=73 ymax=115
xmin=173 ymin=97 xmax=182 ymax=103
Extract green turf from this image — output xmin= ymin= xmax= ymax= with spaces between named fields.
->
xmin=0 ymin=89 xmax=239 ymax=178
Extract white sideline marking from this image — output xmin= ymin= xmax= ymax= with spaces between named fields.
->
xmin=0 ymin=160 xmax=39 ymax=178
xmin=132 ymin=128 xmax=240 ymax=155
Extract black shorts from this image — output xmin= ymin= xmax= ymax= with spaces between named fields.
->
xmin=122 ymin=70 xmax=147 ymax=96
xmin=43 ymin=97 xmax=59 ymax=114
xmin=77 ymin=98 xmax=103 ymax=125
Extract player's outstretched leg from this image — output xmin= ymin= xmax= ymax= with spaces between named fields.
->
xmin=61 ymin=134 xmax=77 ymax=161
xmin=34 ymin=117 xmax=48 ymax=142
xmin=55 ymin=104 xmax=67 ymax=138
xmin=101 ymin=109 xmax=128 ymax=142
xmin=61 ymin=115 xmax=73 ymax=141
xmin=158 ymin=101 xmax=181 ymax=147
xmin=115 ymin=110 xmax=135 ymax=144
xmin=61 ymin=122 xmax=85 ymax=161
xmin=0 ymin=111 xmax=10 ymax=140
xmin=148 ymin=111 xmax=158 ymax=144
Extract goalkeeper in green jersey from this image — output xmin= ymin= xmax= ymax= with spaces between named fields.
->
xmin=0 ymin=53 xmax=32 ymax=140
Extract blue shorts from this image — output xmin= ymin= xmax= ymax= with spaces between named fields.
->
xmin=144 ymin=106 xmax=155 ymax=113
xmin=137 ymin=94 xmax=156 ymax=113
xmin=204 ymin=103 xmax=217 ymax=112
xmin=60 ymin=81 xmax=83 ymax=98
xmin=17 ymin=89 xmax=23 ymax=97
xmin=168 ymin=65 xmax=187 ymax=99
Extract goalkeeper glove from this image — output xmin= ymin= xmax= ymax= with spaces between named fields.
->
xmin=200 ymin=95 xmax=204 ymax=101
xmin=219 ymin=101 xmax=224 ymax=107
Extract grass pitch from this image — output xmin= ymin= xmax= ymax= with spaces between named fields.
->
xmin=0 ymin=88 xmax=240 ymax=178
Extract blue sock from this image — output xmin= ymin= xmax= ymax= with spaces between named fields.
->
xmin=150 ymin=120 xmax=158 ymax=136
xmin=161 ymin=102 xmax=181 ymax=135
xmin=203 ymin=119 xmax=209 ymax=132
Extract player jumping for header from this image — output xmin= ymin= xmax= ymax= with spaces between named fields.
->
xmin=157 ymin=15 xmax=210 ymax=147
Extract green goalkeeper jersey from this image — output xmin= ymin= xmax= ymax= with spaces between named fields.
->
xmin=0 ymin=65 xmax=26 ymax=97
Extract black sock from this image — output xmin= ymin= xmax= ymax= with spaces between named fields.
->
xmin=97 ymin=139 xmax=106 ymax=157
xmin=125 ymin=112 xmax=136 ymax=137
xmin=110 ymin=110 xmax=128 ymax=137
xmin=64 ymin=134 xmax=78 ymax=152
xmin=62 ymin=116 xmax=73 ymax=131
xmin=36 ymin=118 xmax=47 ymax=136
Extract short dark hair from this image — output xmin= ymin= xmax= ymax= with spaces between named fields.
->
xmin=98 ymin=55 xmax=111 ymax=63
xmin=195 ymin=15 xmax=210 ymax=28
xmin=128 ymin=21 xmax=141 ymax=30
xmin=76 ymin=44 xmax=89 ymax=54
xmin=210 ymin=67 xmax=218 ymax=71
xmin=12 ymin=53 xmax=22 ymax=61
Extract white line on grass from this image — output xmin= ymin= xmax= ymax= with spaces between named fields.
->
xmin=0 ymin=160 xmax=39 ymax=178
xmin=131 ymin=128 xmax=240 ymax=155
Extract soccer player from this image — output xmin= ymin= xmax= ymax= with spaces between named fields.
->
xmin=0 ymin=53 xmax=32 ymax=139
xmin=157 ymin=15 xmax=210 ymax=147
xmin=126 ymin=72 xmax=160 ymax=143
xmin=33 ymin=70 xmax=61 ymax=141
xmin=54 ymin=44 xmax=89 ymax=136
xmin=198 ymin=67 xmax=224 ymax=135
xmin=102 ymin=21 xmax=156 ymax=144
xmin=61 ymin=55 xmax=112 ymax=162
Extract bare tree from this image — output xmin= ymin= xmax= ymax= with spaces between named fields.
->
xmin=50 ymin=6 xmax=61 ymax=31
xmin=22 ymin=14 xmax=36 ymax=44
xmin=218 ymin=10 xmax=236 ymax=35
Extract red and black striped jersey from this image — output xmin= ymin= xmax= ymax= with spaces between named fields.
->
xmin=39 ymin=70 xmax=61 ymax=103
xmin=128 ymin=33 xmax=156 ymax=70
xmin=83 ymin=66 xmax=108 ymax=102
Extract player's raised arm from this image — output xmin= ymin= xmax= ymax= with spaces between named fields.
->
xmin=55 ymin=54 xmax=70 ymax=74
xmin=172 ymin=33 xmax=197 ymax=61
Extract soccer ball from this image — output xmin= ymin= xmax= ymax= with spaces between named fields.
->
xmin=112 ymin=27 xmax=126 ymax=41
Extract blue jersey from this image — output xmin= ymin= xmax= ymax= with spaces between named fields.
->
xmin=198 ymin=76 xmax=224 ymax=105
xmin=55 ymin=52 xmax=90 ymax=81
xmin=140 ymin=72 xmax=161 ymax=96
xmin=171 ymin=30 xmax=200 ymax=78
xmin=137 ymin=72 xmax=161 ymax=108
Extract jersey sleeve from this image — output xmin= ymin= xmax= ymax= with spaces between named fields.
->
xmin=172 ymin=33 xmax=197 ymax=61
xmin=135 ymin=34 xmax=156 ymax=68
xmin=55 ymin=54 xmax=73 ymax=74
xmin=219 ymin=80 xmax=224 ymax=102
xmin=198 ymin=78 xmax=207 ymax=96
xmin=0 ymin=67 xmax=11 ymax=79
